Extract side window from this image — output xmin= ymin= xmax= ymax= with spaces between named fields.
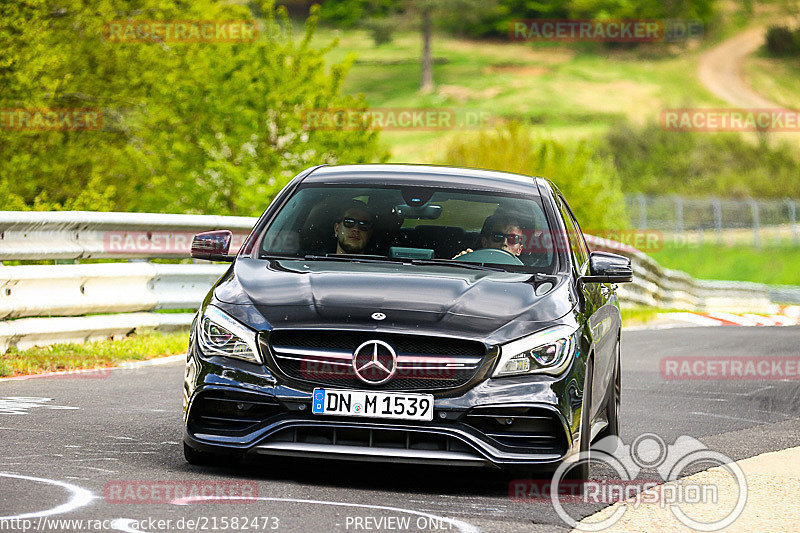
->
xmin=556 ymin=196 xmax=589 ymax=271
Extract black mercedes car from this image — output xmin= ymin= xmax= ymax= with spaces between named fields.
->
xmin=182 ymin=164 xmax=632 ymax=476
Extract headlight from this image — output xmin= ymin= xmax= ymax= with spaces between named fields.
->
xmin=197 ymin=306 xmax=261 ymax=364
xmin=493 ymin=325 xmax=579 ymax=377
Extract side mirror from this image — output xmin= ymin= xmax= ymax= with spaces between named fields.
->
xmin=191 ymin=230 xmax=234 ymax=261
xmin=581 ymin=251 xmax=633 ymax=283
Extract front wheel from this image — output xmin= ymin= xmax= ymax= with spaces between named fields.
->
xmin=565 ymin=356 xmax=593 ymax=482
xmin=183 ymin=442 xmax=234 ymax=466
xmin=597 ymin=339 xmax=621 ymax=445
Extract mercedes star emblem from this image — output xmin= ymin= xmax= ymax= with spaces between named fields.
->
xmin=352 ymin=340 xmax=397 ymax=385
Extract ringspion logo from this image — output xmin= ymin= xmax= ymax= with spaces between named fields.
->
xmin=103 ymin=20 xmax=258 ymax=43
xmin=517 ymin=434 xmax=747 ymax=531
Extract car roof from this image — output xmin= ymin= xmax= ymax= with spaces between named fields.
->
xmin=301 ymin=164 xmax=544 ymax=196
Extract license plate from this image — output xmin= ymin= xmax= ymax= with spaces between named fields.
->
xmin=312 ymin=388 xmax=434 ymax=421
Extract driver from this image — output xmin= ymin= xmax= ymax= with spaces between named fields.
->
xmin=333 ymin=201 xmax=375 ymax=254
xmin=454 ymin=214 xmax=524 ymax=258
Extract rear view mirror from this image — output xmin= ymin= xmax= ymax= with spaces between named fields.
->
xmin=394 ymin=204 xmax=442 ymax=219
xmin=191 ymin=230 xmax=234 ymax=261
xmin=580 ymin=251 xmax=633 ymax=283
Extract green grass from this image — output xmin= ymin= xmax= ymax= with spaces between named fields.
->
xmin=621 ymin=306 xmax=692 ymax=325
xmin=305 ymin=25 xmax=726 ymax=162
xmin=649 ymin=242 xmax=800 ymax=285
xmin=621 ymin=306 xmax=662 ymax=325
xmin=0 ymin=330 xmax=189 ymax=377
xmin=744 ymin=52 xmax=800 ymax=110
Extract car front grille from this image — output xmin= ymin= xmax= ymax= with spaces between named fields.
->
xmin=262 ymin=330 xmax=488 ymax=391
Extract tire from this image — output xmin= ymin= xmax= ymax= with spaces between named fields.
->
xmin=184 ymin=441 xmax=227 ymax=466
xmin=597 ymin=338 xmax=621 ymax=443
xmin=565 ymin=356 xmax=593 ymax=482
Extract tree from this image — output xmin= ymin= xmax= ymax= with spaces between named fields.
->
xmin=319 ymin=0 xmax=496 ymax=92
xmin=444 ymin=123 xmax=628 ymax=230
xmin=404 ymin=0 xmax=498 ymax=92
xmin=0 ymin=0 xmax=388 ymax=214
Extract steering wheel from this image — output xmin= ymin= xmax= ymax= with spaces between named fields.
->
xmin=453 ymin=248 xmax=524 ymax=265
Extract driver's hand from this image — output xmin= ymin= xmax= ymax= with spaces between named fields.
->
xmin=452 ymin=248 xmax=473 ymax=259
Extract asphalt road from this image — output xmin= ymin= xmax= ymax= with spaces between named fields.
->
xmin=1 ymin=326 xmax=799 ymax=533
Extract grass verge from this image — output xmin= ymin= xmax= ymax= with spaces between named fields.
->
xmin=306 ymin=25 xmax=723 ymax=162
xmin=649 ymin=242 xmax=800 ymax=285
xmin=744 ymin=52 xmax=800 ymax=111
xmin=0 ymin=330 xmax=189 ymax=378
xmin=621 ymin=306 xmax=693 ymax=327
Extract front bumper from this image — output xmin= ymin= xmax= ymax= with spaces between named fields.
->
xmin=183 ymin=346 xmax=582 ymax=469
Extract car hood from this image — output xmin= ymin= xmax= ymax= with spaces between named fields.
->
xmin=214 ymin=258 xmax=576 ymax=345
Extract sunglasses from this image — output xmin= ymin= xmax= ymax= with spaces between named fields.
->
xmin=341 ymin=217 xmax=373 ymax=231
xmin=491 ymin=232 xmax=523 ymax=245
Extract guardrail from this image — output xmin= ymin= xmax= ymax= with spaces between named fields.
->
xmin=1 ymin=211 xmax=798 ymax=353
xmin=585 ymin=235 xmax=800 ymax=312
xmin=0 ymin=210 xmax=255 ymax=260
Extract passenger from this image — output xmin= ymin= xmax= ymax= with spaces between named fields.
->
xmin=454 ymin=214 xmax=524 ymax=258
xmin=334 ymin=202 xmax=375 ymax=254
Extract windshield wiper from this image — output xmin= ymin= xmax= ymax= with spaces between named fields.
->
xmin=303 ymin=254 xmax=404 ymax=264
xmin=410 ymin=259 xmax=505 ymax=272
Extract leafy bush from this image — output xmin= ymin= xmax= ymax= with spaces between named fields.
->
xmin=440 ymin=0 xmax=717 ymax=38
xmin=601 ymin=120 xmax=800 ymax=198
xmin=362 ymin=17 xmax=396 ymax=46
xmin=442 ymin=122 xmax=628 ymax=230
xmin=319 ymin=0 xmax=397 ymax=28
xmin=765 ymin=25 xmax=800 ymax=56
xmin=0 ymin=1 xmax=388 ymax=215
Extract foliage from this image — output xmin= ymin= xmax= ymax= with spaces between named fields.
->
xmin=765 ymin=25 xmax=800 ymax=56
xmin=319 ymin=0 xmax=398 ymax=27
xmin=362 ymin=17 xmax=397 ymax=45
xmin=442 ymin=122 xmax=628 ymax=230
xmin=601 ymin=120 xmax=800 ymax=199
xmin=321 ymin=0 xmax=719 ymax=38
xmin=1 ymin=0 xmax=388 ymax=215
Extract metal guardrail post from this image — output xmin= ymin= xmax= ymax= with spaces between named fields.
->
xmin=712 ymin=197 xmax=722 ymax=245
xmin=673 ymin=195 xmax=684 ymax=234
xmin=748 ymin=198 xmax=760 ymax=249
xmin=637 ymin=194 xmax=647 ymax=229
xmin=787 ymin=198 xmax=798 ymax=245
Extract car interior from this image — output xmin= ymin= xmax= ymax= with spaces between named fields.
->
xmin=259 ymin=185 xmax=555 ymax=269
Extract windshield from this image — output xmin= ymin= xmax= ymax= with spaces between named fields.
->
xmin=254 ymin=183 xmax=556 ymax=274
